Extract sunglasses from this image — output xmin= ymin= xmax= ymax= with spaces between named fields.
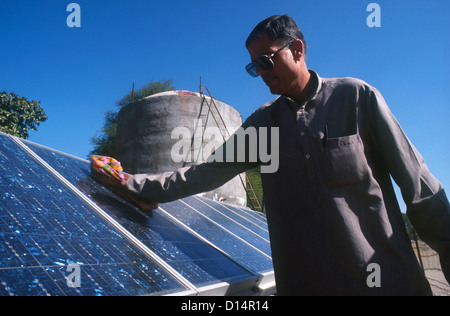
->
xmin=245 ymin=40 xmax=295 ymax=77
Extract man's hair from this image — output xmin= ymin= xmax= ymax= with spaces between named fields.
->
xmin=245 ymin=14 xmax=307 ymax=55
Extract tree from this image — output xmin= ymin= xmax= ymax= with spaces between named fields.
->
xmin=0 ymin=91 xmax=47 ymax=139
xmin=89 ymin=110 xmax=118 ymax=157
xmin=114 ymin=79 xmax=175 ymax=108
xmin=89 ymin=79 xmax=175 ymax=157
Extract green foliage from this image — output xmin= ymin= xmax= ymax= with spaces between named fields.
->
xmin=114 ymin=79 xmax=175 ymax=108
xmin=89 ymin=110 xmax=119 ymax=158
xmin=246 ymin=167 xmax=264 ymax=212
xmin=0 ymin=91 xmax=47 ymax=139
xmin=89 ymin=79 xmax=175 ymax=157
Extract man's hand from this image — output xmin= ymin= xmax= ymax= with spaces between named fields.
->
xmin=90 ymin=156 xmax=158 ymax=214
xmin=120 ymin=173 xmax=159 ymax=213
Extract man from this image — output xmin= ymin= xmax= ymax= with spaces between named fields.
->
xmin=124 ymin=15 xmax=450 ymax=295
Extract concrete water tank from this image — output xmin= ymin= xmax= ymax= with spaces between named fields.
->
xmin=116 ymin=90 xmax=247 ymax=206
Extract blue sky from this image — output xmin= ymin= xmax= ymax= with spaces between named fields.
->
xmin=1 ymin=0 xmax=449 ymax=209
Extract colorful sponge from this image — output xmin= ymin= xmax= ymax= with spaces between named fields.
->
xmin=90 ymin=155 xmax=158 ymax=214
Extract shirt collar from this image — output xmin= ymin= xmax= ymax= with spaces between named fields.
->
xmin=284 ymin=70 xmax=322 ymax=111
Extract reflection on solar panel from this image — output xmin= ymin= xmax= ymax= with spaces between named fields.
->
xmin=0 ymin=132 xmax=275 ymax=296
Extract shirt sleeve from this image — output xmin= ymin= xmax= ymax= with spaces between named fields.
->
xmin=126 ymin=160 xmax=255 ymax=203
xmin=363 ymin=86 xmax=450 ymax=283
xmin=125 ymin=116 xmax=259 ymax=203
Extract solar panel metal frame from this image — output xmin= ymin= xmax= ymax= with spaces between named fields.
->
xmin=1 ymin=132 xmax=276 ymax=296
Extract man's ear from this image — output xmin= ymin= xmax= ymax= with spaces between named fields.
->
xmin=291 ymin=39 xmax=305 ymax=60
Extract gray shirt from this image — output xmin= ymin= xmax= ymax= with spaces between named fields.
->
xmin=127 ymin=70 xmax=450 ymax=295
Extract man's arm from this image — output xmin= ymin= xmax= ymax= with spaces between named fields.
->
xmin=364 ymin=86 xmax=450 ymax=282
xmin=126 ymin=160 xmax=256 ymax=203
xmin=124 ymin=113 xmax=264 ymax=203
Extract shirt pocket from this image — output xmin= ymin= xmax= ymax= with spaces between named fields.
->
xmin=322 ymin=134 xmax=369 ymax=187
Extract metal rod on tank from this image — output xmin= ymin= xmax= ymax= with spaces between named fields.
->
xmin=413 ymin=229 xmax=425 ymax=273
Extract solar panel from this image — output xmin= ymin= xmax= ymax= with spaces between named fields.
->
xmin=21 ymin=140 xmax=259 ymax=290
xmin=0 ymin=132 xmax=275 ymax=296
xmin=0 ymin=134 xmax=189 ymax=296
xmin=198 ymin=197 xmax=268 ymax=228
xmin=160 ymin=199 xmax=274 ymax=274
xmin=187 ymin=196 xmax=271 ymax=247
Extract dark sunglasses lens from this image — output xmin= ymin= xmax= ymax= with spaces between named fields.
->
xmin=255 ymin=56 xmax=274 ymax=70
xmin=246 ymin=56 xmax=274 ymax=77
xmin=245 ymin=63 xmax=258 ymax=77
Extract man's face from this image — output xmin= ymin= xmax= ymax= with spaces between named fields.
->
xmin=247 ymin=34 xmax=298 ymax=96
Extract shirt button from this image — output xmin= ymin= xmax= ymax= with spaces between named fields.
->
xmin=300 ymin=132 xmax=305 ymax=136
xmin=305 ymin=154 xmax=311 ymax=159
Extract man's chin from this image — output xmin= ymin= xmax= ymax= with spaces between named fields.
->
xmin=265 ymin=81 xmax=280 ymax=95
xmin=268 ymin=85 xmax=282 ymax=95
